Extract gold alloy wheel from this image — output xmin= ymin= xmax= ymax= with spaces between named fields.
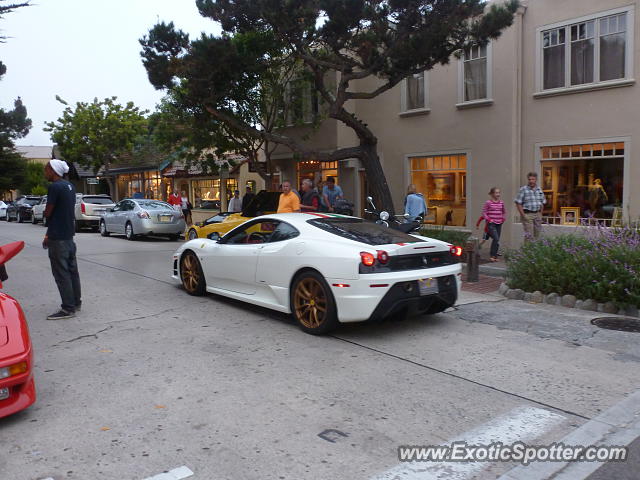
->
xmin=181 ymin=253 xmax=202 ymax=294
xmin=293 ymin=277 xmax=328 ymax=329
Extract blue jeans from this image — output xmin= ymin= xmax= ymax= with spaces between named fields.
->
xmin=48 ymin=239 xmax=82 ymax=312
xmin=487 ymin=223 xmax=502 ymax=258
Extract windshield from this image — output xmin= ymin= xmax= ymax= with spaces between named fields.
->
xmin=137 ymin=200 xmax=173 ymax=210
xmin=242 ymin=191 xmax=281 ymax=217
xmin=82 ymin=196 xmax=113 ymax=205
xmin=24 ymin=198 xmax=40 ymax=206
xmin=308 ymin=218 xmax=421 ymax=246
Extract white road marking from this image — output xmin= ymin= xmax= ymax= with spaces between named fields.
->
xmin=142 ymin=465 xmax=194 ymax=480
xmin=370 ymin=406 xmax=566 ymax=480
xmin=499 ymin=388 xmax=640 ymax=480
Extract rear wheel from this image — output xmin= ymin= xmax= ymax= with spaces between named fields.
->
xmin=125 ymin=222 xmax=136 ymax=241
xmin=180 ymin=251 xmax=206 ymax=295
xmin=187 ymin=228 xmax=198 ymax=240
xmin=32 ymin=214 xmax=37 ymax=224
xmin=291 ymin=271 xmax=338 ymax=335
xmin=75 ymin=220 xmax=81 ymax=232
xmin=100 ymin=220 xmax=110 ymax=237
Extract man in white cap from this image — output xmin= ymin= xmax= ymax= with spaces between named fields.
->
xmin=43 ymin=158 xmax=82 ymax=320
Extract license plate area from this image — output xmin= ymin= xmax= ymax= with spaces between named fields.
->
xmin=418 ymin=278 xmax=438 ymax=296
xmin=0 ymin=387 xmax=9 ymax=400
xmin=159 ymin=215 xmax=173 ymax=222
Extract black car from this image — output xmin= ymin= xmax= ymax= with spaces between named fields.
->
xmin=5 ymin=196 xmax=41 ymax=223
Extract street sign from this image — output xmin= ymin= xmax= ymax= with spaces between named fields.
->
xmin=87 ymin=178 xmax=99 ymax=185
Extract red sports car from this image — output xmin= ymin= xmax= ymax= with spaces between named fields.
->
xmin=0 ymin=241 xmax=35 ymax=418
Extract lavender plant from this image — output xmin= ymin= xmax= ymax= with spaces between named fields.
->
xmin=505 ymin=225 xmax=640 ymax=308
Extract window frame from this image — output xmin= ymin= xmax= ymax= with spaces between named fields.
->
xmin=400 ymin=71 xmax=430 ymax=116
xmin=457 ymin=42 xmax=494 ymax=108
xmin=535 ymin=6 xmax=635 ymax=96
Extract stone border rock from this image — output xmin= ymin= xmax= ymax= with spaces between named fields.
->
xmin=498 ymin=282 xmax=639 ymax=317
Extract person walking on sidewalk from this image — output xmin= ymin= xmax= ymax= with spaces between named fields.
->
xmin=514 ymin=172 xmax=546 ymax=241
xmin=43 ymin=159 xmax=82 ymax=320
xmin=482 ymin=187 xmax=506 ymax=262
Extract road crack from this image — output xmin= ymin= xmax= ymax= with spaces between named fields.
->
xmin=55 ymin=326 xmax=113 ymax=345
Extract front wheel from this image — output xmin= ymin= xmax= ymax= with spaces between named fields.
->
xmin=187 ymin=228 xmax=198 ymax=240
xmin=290 ymin=271 xmax=338 ymax=335
xmin=180 ymin=251 xmax=206 ymax=295
xmin=100 ymin=220 xmax=110 ymax=237
xmin=125 ymin=222 xmax=136 ymax=241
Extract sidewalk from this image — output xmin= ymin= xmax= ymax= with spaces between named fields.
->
xmin=460 ymin=257 xmax=507 ymax=295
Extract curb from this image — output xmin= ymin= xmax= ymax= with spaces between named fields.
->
xmin=497 ymin=283 xmax=640 ymax=318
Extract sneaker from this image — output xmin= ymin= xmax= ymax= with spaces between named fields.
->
xmin=47 ymin=309 xmax=75 ymax=320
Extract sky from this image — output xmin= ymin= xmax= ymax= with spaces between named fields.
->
xmin=0 ymin=0 xmax=221 ymax=146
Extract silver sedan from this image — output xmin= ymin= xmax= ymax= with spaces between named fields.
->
xmin=99 ymin=199 xmax=186 ymax=241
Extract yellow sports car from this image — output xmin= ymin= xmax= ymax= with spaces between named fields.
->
xmin=185 ymin=191 xmax=281 ymax=240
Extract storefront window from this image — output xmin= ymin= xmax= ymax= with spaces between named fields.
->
xmin=116 ymin=171 xmax=169 ymax=201
xmin=540 ymin=142 xmax=624 ymax=220
xmin=410 ymin=154 xmax=467 ymax=226
xmin=225 ymin=179 xmax=238 ymax=201
xmin=297 ymin=160 xmax=338 ymax=190
xmin=193 ymin=179 xmax=221 ymax=209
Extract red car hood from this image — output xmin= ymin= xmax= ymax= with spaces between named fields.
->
xmin=0 ymin=292 xmax=30 ymax=360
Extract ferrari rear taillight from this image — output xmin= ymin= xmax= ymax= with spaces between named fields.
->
xmin=137 ymin=210 xmax=150 ymax=219
xmin=376 ymin=250 xmax=389 ymax=264
xmin=450 ymin=245 xmax=463 ymax=256
xmin=360 ymin=252 xmax=375 ymax=266
xmin=81 ymin=203 xmax=86 ymax=214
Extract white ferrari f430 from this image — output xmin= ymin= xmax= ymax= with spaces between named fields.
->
xmin=171 ymin=213 xmax=463 ymax=334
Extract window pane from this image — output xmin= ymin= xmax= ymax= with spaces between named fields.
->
xmin=571 ymin=38 xmax=594 ymax=85
xmin=464 ymin=58 xmax=487 ymax=101
xmin=600 ymin=32 xmax=626 ymax=81
xmin=543 ymin=45 xmax=565 ymax=89
xmin=406 ymin=73 xmax=425 ymax=110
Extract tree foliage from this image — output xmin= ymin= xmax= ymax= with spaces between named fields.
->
xmin=45 ymin=96 xmax=149 ymax=174
xmin=141 ymin=0 xmax=518 ymax=213
xmin=20 ymin=161 xmax=47 ymax=195
xmin=0 ymin=1 xmax=32 ymax=194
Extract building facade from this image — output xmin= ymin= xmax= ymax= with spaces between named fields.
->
xmin=274 ymin=0 xmax=639 ymax=246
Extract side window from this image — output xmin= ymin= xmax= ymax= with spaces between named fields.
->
xmin=223 ymin=220 xmax=279 ymax=245
xmin=113 ymin=202 xmax=123 ymax=212
xmin=123 ymin=201 xmax=135 ymax=211
xmin=269 ymin=222 xmax=300 ymax=242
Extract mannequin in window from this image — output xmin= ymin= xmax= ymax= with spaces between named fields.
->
xmin=588 ymin=178 xmax=608 ymax=212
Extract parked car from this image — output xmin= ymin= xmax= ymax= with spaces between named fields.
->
xmin=0 ymin=241 xmax=36 ymax=418
xmin=5 ymin=196 xmax=41 ymax=223
xmin=31 ymin=196 xmax=47 ymax=225
xmin=75 ymin=194 xmax=115 ymax=231
xmin=185 ymin=212 xmax=234 ymax=240
xmin=186 ymin=191 xmax=281 ymax=240
xmin=173 ymin=213 xmax=463 ymax=334
xmin=0 ymin=201 xmax=8 ymax=220
xmin=100 ymin=199 xmax=186 ymax=241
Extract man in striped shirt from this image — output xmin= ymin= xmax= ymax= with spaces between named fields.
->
xmin=514 ymin=172 xmax=546 ymax=241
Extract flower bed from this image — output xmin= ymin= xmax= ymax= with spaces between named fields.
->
xmin=505 ymin=226 xmax=640 ymax=309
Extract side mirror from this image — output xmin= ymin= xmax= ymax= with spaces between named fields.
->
xmin=207 ymin=232 xmax=221 ymax=242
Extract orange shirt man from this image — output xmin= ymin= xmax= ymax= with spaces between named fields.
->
xmin=277 ymin=181 xmax=301 ymax=213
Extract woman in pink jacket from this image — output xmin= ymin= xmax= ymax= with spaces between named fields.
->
xmin=482 ymin=187 xmax=506 ymax=262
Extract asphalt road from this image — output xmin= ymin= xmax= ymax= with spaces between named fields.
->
xmin=0 ymin=220 xmax=638 ymax=480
